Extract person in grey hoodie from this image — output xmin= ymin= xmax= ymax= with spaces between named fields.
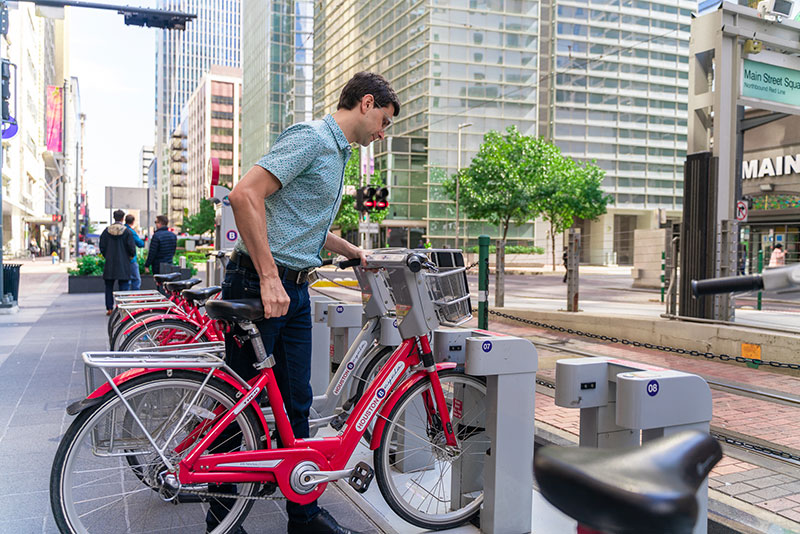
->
xmin=99 ymin=209 xmax=136 ymax=314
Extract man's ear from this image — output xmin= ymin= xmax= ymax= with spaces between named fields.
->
xmin=360 ymin=94 xmax=373 ymax=114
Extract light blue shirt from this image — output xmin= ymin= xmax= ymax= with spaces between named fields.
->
xmin=235 ymin=114 xmax=352 ymax=270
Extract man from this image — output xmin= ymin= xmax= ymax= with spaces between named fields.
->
xmin=144 ymin=215 xmax=177 ymax=274
xmin=769 ymin=242 xmax=786 ymax=267
xmin=99 ymin=209 xmax=136 ymax=315
xmin=218 ymin=72 xmax=399 ymax=534
xmin=124 ymin=214 xmax=145 ymax=290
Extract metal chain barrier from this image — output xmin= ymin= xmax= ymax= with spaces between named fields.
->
xmin=711 ymin=432 xmax=800 ymax=463
xmin=485 ymin=308 xmax=800 ymax=371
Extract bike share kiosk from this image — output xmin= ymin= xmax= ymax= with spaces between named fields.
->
xmin=556 ymin=357 xmax=713 ymax=534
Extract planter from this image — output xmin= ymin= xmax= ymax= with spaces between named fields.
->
xmin=67 ymin=269 xmax=194 ymax=294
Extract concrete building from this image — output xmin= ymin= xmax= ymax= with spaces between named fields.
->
xmin=2 ymin=5 xmax=78 ymax=260
xmin=154 ymin=0 xmax=240 ymax=220
xmin=177 ymin=66 xmax=242 ymax=221
xmin=241 ymin=0 xmax=313 ymax=169
xmin=139 ymin=146 xmax=154 ymax=187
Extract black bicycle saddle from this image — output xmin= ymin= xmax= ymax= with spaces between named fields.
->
xmin=182 ymin=286 xmax=222 ymax=305
xmin=534 ymin=430 xmax=722 ymax=534
xmin=163 ymin=278 xmax=202 ymax=293
xmin=153 ymin=272 xmax=182 ymax=284
xmin=205 ymin=299 xmax=265 ymax=323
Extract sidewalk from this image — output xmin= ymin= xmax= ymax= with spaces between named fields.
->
xmin=0 ymin=268 xmax=381 ymax=533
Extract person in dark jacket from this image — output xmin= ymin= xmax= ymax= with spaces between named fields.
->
xmin=100 ymin=209 xmax=136 ymax=314
xmin=144 ymin=215 xmax=177 ymax=274
xmin=124 ymin=214 xmax=146 ymax=290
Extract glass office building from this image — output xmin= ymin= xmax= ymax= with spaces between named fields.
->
xmin=155 ymin=0 xmax=240 ymax=220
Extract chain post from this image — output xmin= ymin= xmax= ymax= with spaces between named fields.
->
xmin=478 ymin=235 xmax=489 ymax=329
xmin=567 ymin=229 xmax=580 ymax=312
xmin=757 ymin=248 xmax=763 ymax=311
xmin=660 ymin=250 xmax=665 ymax=303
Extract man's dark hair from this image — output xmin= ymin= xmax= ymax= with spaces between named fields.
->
xmin=124 ymin=214 xmax=135 ymax=225
xmin=337 ymin=72 xmax=400 ymax=116
xmin=155 ymin=215 xmax=168 ymax=226
xmin=775 ymin=243 xmax=783 ymax=249
xmin=113 ymin=209 xmax=125 ymax=222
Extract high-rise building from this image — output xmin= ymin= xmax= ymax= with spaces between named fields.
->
xmin=139 ymin=146 xmax=154 ymax=187
xmin=154 ymin=0 xmax=240 ymax=219
xmin=314 ymin=1 xmax=696 ymax=264
xmin=240 ymin=0 xmax=296 ymax=169
xmin=180 ymin=66 xmax=242 ymax=219
xmin=314 ymin=1 xmax=539 ymax=249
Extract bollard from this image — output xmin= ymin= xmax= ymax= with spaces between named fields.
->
xmin=478 ymin=235 xmax=489 ymax=329
xmin=757 ymin=249 xmax=763 ymax=311
xmin=464 ymin=334 xmax=538 ymax=534
xmin=660 ymin=250 xmax=666 ymax=303
xmin=566 ymin=229 xmax=580 ymax=312
xmin=206 ymin=258 xmax=216 ymax=286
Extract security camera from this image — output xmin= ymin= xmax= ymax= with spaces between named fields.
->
xmin=757 ymin=0 xmax=794 ymax=21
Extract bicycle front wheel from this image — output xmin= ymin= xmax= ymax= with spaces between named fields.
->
xmin=50 ymin=370 xmax=266 ymax=534
xmin=118 ymin=318 xmax=208 ymax=351
xmin=374 ymin=369 xmax=488 ymax=530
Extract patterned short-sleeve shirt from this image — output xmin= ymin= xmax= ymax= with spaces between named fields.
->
xmin=234 ymin=114 xmax=352 ymax=270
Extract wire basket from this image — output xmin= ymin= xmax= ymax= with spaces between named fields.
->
xmin=424 ymin=267 xmax=472 ymax=327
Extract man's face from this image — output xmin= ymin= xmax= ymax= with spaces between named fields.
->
xmin=359 ymin=95 xmax=394 ymax=147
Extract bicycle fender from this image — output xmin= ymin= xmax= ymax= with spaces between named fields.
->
xmin=69 ymin=369 xmax=271 ymax=438
xmin=368 ymin=362 xmax=458 ymax=450
xmin=119 ymin=313 xmax=191 ymax=337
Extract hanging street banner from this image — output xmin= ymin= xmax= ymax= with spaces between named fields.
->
xmin=741 ymin=58 xmax=800 ymax=109
xmin=45 ymin=85 xmax=63 ymax=152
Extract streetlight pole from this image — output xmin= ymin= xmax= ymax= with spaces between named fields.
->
xmin=455 ymin=122 xmax=472 ymax=250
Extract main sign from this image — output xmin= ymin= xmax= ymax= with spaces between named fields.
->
xmin=742 ymin=58 xmax=800 ymax=108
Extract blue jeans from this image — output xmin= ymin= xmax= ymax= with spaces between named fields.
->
xmin=218 ymin=260 xmax=318 ymax=523
xmin=129 ymin=259 xmax=141 ymax=290
xmin=104 ymin=279 xmax=130 ymax=311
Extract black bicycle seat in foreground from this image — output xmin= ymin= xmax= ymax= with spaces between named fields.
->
xmin=534 ymin=430 xmax=722 ymax=534
xmin=205 ymin=298 xmax=265 ymax=322
xmin=153 ymin=272 xmax=182 ymax=284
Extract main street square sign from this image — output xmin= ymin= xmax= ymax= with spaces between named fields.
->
xmin=741 ymin=55 xmax=800 ymax=110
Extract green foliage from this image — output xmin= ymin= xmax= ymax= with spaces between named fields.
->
xmin=68 ymin=255 xmax=105 ymax=276
xmin=334 ymin=146 xmax=388 ymax=234
xmin=466 ymin=245 xmax=544 ymax=254
xmin=180 ymin=198 xmax=216 ymax=236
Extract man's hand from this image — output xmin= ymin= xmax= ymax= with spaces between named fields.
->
xmin=260 ymin=275 xmax=291 ymax=319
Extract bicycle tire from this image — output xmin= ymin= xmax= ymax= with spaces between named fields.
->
xmin=50 ymin=370 xmax=266 ymax=534
xmin=110 ymin=309 xmax=177 ymax=350
xmin=374 ymin=369 xmax=487 ymax=530
xmin=118 ymin=318 xmax=209 ymax=352
xmin=106 ymin=307 xmax=121 ymax=342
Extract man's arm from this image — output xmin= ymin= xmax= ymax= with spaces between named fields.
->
xmin=227 ymin=165 xmax=287 ymax=319
xmin=323 ymin=232 xmax=367 ymax=265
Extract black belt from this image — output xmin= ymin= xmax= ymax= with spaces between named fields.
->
xmin=230 ymin=250 xmax=311 ymax=285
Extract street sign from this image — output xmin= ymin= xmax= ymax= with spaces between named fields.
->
xmin=736 ymin=200 xmax=748 ymax=222
xmin=358 ymin=222 xmax=379 ymax=233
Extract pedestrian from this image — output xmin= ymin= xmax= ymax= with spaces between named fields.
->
xmin=28 ymin=239 xmax=39 ymax=261
xmin=769 ymin=243 xmax=786 ymax=267
xmin=213 ymin=71 xmax=399 ymax=534
xmin=99 ymin=209 xmax=136 ymax=315
xmin=143 ymin=215 xmax=177 ymax=274
xmin=124 ymin=214 xmax=145 ymax=290
xmin=562 ymin=247 xmax=569 ymax=283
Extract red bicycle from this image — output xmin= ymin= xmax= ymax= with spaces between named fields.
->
xmin=51 ymin=250 xmax=488 ymax=533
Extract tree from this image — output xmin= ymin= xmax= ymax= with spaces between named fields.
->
xmin=181 ymin=198 xmax=216 ymax=236
xmin=532 ymin=156 xmax=613 ymax=269
xmin=333 ymin=146 xmax=388 ymax=235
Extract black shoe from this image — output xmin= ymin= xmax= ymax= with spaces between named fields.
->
xmin=287 ymin=508 xmax=365 ymax=534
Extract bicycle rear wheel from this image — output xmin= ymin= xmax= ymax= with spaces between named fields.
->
xmin=374 ymin=369 xmax=488 ymax=530
xmin=50 ymin=370 xmax=266 ymax=534
xmin=118 ymin=318 xmax=208 ymax=351
xmin=110 ymin=309 xmax=176 ymax=350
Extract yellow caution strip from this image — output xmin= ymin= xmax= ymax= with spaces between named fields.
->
xmin=311 ymin=279 xmax=360 ymax=288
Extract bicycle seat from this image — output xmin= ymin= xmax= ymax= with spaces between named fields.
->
xmin=183 ymin=286 xmax=222 ymax=305
xmin=205 ymin=299 xmax=265 ymax=323
xmin=534 ymin=431 xmax=722 ymax=534
xmin=153 ymin=272 xmax=182 ymax=284
xmin=164 ymin=278 xmax=202 ymax=293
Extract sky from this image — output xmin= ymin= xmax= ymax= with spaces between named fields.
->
xmin=69 ymin=0 xmax=157 ymax=225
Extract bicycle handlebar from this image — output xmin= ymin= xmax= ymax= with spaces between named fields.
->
xmin=335 ymin=258 xmax=361 ymax=269
xmin=691 ymin=275 xmax=763 ymax=296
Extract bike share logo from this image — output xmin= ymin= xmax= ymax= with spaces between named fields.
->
xmin=336 ymin=305 xmax=344 ymax=313
xmin=482 ymin=341 xmax=493 ymax=353
xmin=333 ymin=340 xmax=369 ymax=395
xmin=647 ymin=380 xmax=659 ymax=397
xmin=356 ymin=361 xmax=405 ymax=432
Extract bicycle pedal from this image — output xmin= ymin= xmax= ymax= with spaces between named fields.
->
xmin=348 ymin=462 xmax=374 ymax=494
xmin=329 ymin=412 xmax=348 ymax=431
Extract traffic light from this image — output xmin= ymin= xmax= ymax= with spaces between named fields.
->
xmin=374 ymin=187 xmax=389 ymax=211
xmin=362 ymin=186 xmax=377 ymax=212
xmin=1 ymin=59 xmax=11 ymax=123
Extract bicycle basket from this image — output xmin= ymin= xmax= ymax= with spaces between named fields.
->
xmin=424 ymin=267 xmax=472 ymax=327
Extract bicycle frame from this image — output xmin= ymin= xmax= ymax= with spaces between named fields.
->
xmin=163 ymin=335 xmax=457 ymax=505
